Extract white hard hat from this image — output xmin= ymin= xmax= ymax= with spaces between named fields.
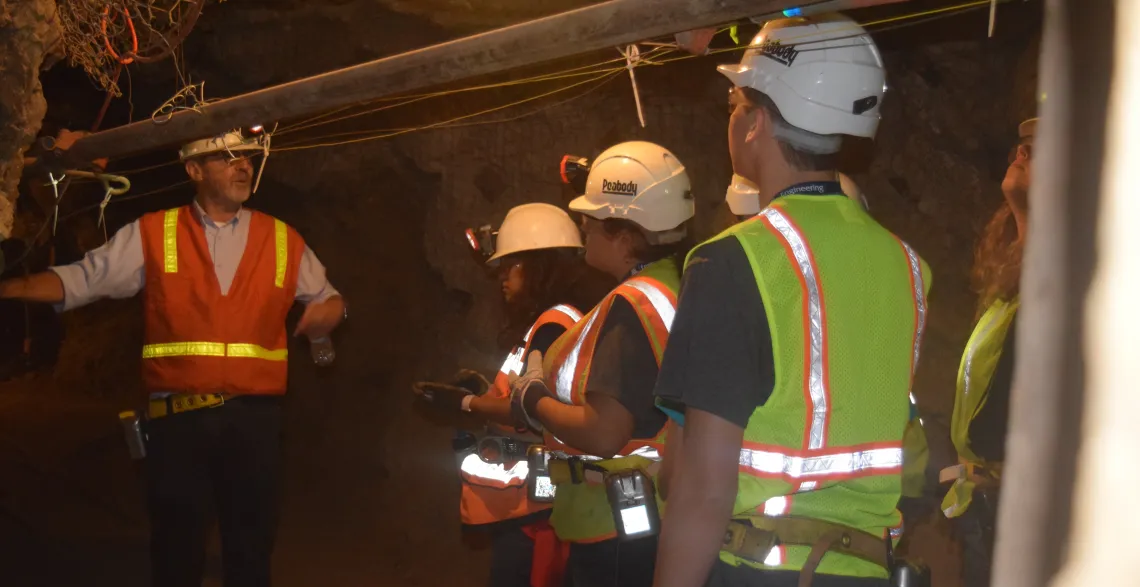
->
xmin=725 ymin=173 xmax=760 ymax=216
xmin=569 ymin=141 xmax=694 ymax=243
xmin=1018 ymin=117 xmax=1038 ymax=139
xmin=179 ymin=130 xmax=266 ymax=161
xmin=488 ymin=203 xmax=583 ymax=263
xmin=718 ymin=13 xmax=887 ymax=139
xmin=724 ymin=172 xmax=866 ymax=215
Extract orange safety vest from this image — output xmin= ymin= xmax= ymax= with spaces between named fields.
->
xmin=458 ymin=304 xmax=584 ymax=526
xmin=138 ymin=206 xmax=304 ymax=395
xmin=541 ymin=268 xmax=678 ymax=457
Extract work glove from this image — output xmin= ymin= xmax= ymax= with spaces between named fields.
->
xmin=507 ymin=351 xmax=552 ymax=433
xmin=412 ymin=381 xmax=473 ymax=413
xmin=451 ymin=369 xmax=491 ymax=396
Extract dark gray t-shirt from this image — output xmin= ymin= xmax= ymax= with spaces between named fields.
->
xmin=588 ymin=293 xmax=669 ymax=439
xmin=654 ymin=237 xmax=775 ymax=427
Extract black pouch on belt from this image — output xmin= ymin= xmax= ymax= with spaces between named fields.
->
xmin=604 ymin=468 xmax=660 ymax=541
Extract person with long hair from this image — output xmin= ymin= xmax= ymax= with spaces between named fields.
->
xmin=414 ymin=202 xmax=610 ymax=587
xmin=489 ymin=140 xmax=693 ymax=587
xmin=939 ymin=117 xmax=1035 ymax=587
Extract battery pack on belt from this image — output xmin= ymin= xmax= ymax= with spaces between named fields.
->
xmin=147 ymin=393 xmax=226 ymax=419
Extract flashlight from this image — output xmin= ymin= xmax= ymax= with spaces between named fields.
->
xmin=464 ymin=224 xmax=496 ymax=262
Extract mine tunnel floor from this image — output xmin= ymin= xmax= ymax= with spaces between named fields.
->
xmin=0 ymin=379 xmax=493 ymax=587
xmin=0 ymin=378 xmax=962 ymax=587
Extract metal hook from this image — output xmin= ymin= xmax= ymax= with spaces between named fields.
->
xmin=47 ymin=172 xmax=66 ymax=237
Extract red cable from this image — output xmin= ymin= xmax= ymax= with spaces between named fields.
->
xmin=101 ymin=5 xmax=138 ymax=65
xmin=91 ymin=62 xmax=123 ymax=132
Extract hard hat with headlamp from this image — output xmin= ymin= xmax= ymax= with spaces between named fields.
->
xmin=718 ymin=13 xmax=887 ymax=145
xmin=485 ymin=203 xmax=583 ymax=264
xmin=725 ymin=172 xmax=867 ymax=215
xmin=565 ymin=141 xmax=693 ymax=244
xmin=180 ymin=128 xmax=273 ymax=193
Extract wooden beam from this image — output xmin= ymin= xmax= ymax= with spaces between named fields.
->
xmin=69 ymin=0 xmax=900 ymax=161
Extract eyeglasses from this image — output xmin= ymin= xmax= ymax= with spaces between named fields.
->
xmin=1008 ymin=141 xmax=1033 ymax=164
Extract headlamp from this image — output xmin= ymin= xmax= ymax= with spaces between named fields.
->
xmin=559 ymin=154 xmax=591 ymax=195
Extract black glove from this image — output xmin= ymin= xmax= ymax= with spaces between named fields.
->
xmin=412 ymin=381 xmax=472 ymax=412
xmin=451 ymin=369 xmax=491 ymax=396
xmin=508 ymin=351 xmax=552 ymax=432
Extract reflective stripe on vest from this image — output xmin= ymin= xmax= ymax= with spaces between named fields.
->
xmin=459 ymin=453 xmax=529 ymax=486
xmin=141 ymin=342 xmax=288 ymax=361
xmin=739 ymin=443 xmax=903 ymax=481
xmin=552 ymin=277 xmax=675 ymax=404
xmin=760 ymin=208 xmax=830 ymax=451
xmin=161 ymin=209 xmax=290 ymax=290
xmin=900 ymin=242 xmax=927 ymax=380
xmin=498 ymin=305 xmax=584 ymax=381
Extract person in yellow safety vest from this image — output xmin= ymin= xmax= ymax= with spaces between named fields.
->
xmin=721 ymin=171 xmax=931 ymax=511
xmin=938 ymin=116 xmax=1034 ymax=587
xmin=413 ymin=203 xmax=611 ymax=587
xmin=652 ymin=13 xmax=931 ymax=587
xmin=487 ymin=140 xmax=693 ymax=587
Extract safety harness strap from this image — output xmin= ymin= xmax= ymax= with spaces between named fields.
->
xmin=723 ymin=517 xmax=889 ymax=586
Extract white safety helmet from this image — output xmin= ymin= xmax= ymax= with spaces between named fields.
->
xmin=179 ymin=130 xmax=266 ymax=161
xmin=718 ymin=13 xmax=887 ymax=142
xmin=569 ymin=141 xmax=694 ymax=244
xmin=180 ymin=129 xmax=272 ymax=193
xmin=488 ymin=203 xmax=583 ymax=264
xmin=724 ymin=172 xmax=867 ymax=215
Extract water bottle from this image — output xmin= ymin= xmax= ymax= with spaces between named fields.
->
xmin=310 ymin=336 xmax=335 ymax=366
xmin=118 ymin=410 xmax=147 ymax=460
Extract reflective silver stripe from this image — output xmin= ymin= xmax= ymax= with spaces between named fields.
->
xmin=626 ymin=445 xmax=662 ymax=461
xmin=525 ymin=304 xmax=584 ymax=343
xmin=890 ymin=524 xmax=904 ymax=540
xmin=797 ymin=481 xmax=817 ymax=492
xmin=764 ymin=545 xmax=784 ymax=566
xmin=499 ymin=347 xmax=526 ymax=377
xmin=555 ymin=310 xmax=602 ymax=404
xmin=761 ymin=208 xmax=828 ymax=450
xmin=623 ymin=279 xmax=677 ymax=332
xmin=909 ymin=393 xmax=917 ymax=406
xmin=963 ymin=311 xmax=1001 ymax=398
xmin=901 ymin=242 xmax=926 ymax=376
xmin=762 ymin=495 xmax=789 ymax=516
xmin=459 ymin=453 xmax=529 ymax=484
xmin=739 ymin=446 xmax=903 ymax=479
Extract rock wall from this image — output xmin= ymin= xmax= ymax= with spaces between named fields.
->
xmin=0 ymin=0 xmax=62 ymax=240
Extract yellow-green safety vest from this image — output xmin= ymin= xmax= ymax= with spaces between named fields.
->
xmin=941 ymin=297 xmax=1019 ymax=518
xmin=702 ymin=195 xmax=930 ymax=579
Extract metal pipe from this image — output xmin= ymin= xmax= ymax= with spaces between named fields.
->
xmin=69 ymin=0 xmax=907 ymax=162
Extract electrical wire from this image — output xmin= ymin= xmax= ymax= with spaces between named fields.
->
xmin=273 ymin=69 xmax=624 ymax=152
xmin=31 ymin=0 xmax=1011 ymax=240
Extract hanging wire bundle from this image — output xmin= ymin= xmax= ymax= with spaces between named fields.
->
xmin=56 ymin=0 xmax=207 ymax=94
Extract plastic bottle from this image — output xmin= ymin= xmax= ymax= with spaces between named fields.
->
xmin=310 ymin=336 xmax=336 ymax=366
